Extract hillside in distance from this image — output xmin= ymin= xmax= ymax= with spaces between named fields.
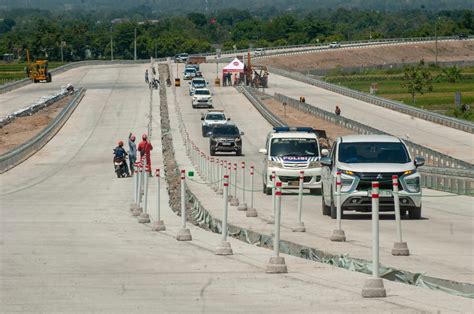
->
xmin=1 ymin=0 xmax=473 ymax=12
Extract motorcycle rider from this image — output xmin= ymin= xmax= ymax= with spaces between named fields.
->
xmin=138 ymin=134 xmax=153 ymax=177
xmin=113 ymin=141 xmax=130 ymax=177
xmin=128 ymin=133 xmax=137 ymax=175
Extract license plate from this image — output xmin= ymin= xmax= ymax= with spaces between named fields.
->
xmin=288 ymin=181 xmax=299 ymax=187
xmin=222 ymin=143 xmax=231 ymax=146
xmin=368 ymin=190 xmax=392 ymax=197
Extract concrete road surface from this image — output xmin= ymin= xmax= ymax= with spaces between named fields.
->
xmin=1 ymin=62 xmax=472 ymax=312
xmin=170 ymin=62 xmax=474 ymax=286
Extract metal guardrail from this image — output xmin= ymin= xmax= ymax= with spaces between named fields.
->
xmin=267 ymin=66 xmax=474 ymax=134
xmin=240 ymin=86 xmax=473 ymax=195
xmin=0 ymin=88 xmax=86 ymax=173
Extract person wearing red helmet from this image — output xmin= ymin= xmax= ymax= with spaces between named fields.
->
xmin=113 ymin=140 xmax=130 ymax=177
xmin=128 ymin=133 xmax=137 ymax=175
xmin=138 ymin=133 xmax=153 ymax=176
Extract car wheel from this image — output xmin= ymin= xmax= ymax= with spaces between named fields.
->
xmin=321 ymin=187 xmax=331 ymax=216
xmin=236 ymin=149 xmax=242 ymax=156
xmin=210 ymin=149 xmax=215 ymax=156
xmin=408 ymin=206 xmax=422 ymax=219
xmin=263 ymin=182 xmax=272 ymax=195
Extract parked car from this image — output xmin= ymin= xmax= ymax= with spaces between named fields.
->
xmin=329 ymin=42 xmax=341 ymax=48
xmin=192 ymin=88 xmax=213 ymax=108
xmin=320 ymin=135 xmax=425 ymax=219
xmin=201 ymin=110 xmax=229 ymax=137
xmin=209 ymin=123 xmax=244 ymax=156
xmin=189 ymin=77 xmax=207 ymax=95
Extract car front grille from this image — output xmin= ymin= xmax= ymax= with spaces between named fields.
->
xmin=356 ymin=172 xmax=405 ymax=191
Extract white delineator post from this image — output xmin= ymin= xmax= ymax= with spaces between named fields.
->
xmin=138 ymin=159 xmax=151 ymax=223
xmin=227 ymin=163 xmax=233 ymax=201
xmin=391 ymin=175 xmax=409 ymax=256
xmin=230 ymin=163 xmax=239 ymax=206
xmin=246 ymin=166 xmax=258 ymax=217
xmin=177 ymin=170 xmax=192 ymax=241
xmin=132 ymin=164 xmax=143 ymax=216
xmin=130 ymin=162 xmax=140 ymax=211
xmin=362 ymin=181 xmax=387 ymax=298
xmin=266 ymin=181 xmax=287 ymax=273
xmin=215 ymin=174 xmax=233 ymax=255
xmin=330 ymin=171 xmax=346 ymax=241
xmin=268 ymin=171 xmax=276 ymax=224
xmin=152 ymin=168 xmax=166 ymax=231
xmin=238 ymin=162 xmax=248 ymax=211
xmin=292 ymin=170 xmax=306 ymax=232
xmin=217 ymin=160 xmax=224 ymax=195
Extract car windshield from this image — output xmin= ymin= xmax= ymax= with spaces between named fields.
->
xmin=270 ymin=138 xmax=319 ymax=157
xmin=207 ymin=114 xmax=225 ymax=120
xmin=185 ymin=69 xmax=196 ymax=74
xmin=193 ymin=80 xmax=206 ymax=87
xmin=338 ymin=142 xmax=410 ymax=163
xmin=195 ymin=89 xmax=210 ymax=95
xmin=212 ymin=125 xmax=239 ymax=136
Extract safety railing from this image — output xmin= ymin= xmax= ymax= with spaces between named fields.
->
xmin=267 ymin=66 xmax=474 ymax=134
xmin=0 ymin=88 xmax=86 ymax=173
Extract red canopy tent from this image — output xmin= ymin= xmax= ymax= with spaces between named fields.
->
xmin=222 ymin=58 xmax=244 ymax=86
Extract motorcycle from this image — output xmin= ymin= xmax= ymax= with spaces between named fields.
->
xmin=150 ymin=78 xmax=160 ymax=90
xmin=114 ymin=157 xmax=129 ymax=178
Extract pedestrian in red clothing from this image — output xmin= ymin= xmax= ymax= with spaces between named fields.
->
xmin=138 ymin=134 xmax=153 ymax=176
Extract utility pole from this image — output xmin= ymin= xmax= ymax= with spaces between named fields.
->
xmin=435 ymin=20 xmax=438 ymax=66
xmin=154 ymin=40 xmax=157 ymax=58
xmin=110 ymin=36 xmax=114 ymax=61
xmin=134 ymin=27 xmax=137 ymax=61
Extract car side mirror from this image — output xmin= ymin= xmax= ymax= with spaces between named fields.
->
xmin=201 ymin=117 xmax=204 ymax=120
xmin=320 ymin=157 xmax=332 ymax=167
xmin=227 ymin=118 xmax=230 ymax=121
xmin=188 ymin=82 xmax=191 ymax=84
xmin=240 ymin=131 xmax=245 ymax=136
xmin=321 ymin=149 xmax=329 ymax=156
xmin=414 ymin=157 xmax=425 ymax=167
xmin=259 ymin=148 xmax=267 ymax=154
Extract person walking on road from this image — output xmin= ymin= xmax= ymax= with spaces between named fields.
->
xmin=335 ymin=105 xmax=341 ymax=116
xmin=138 ymin=134 xmax=153 ymax=176
xmin=128 ymin=133 xmax=137 ymax=175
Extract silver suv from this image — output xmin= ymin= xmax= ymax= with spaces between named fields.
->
xmin=320 ymin=135 xmax=425 ymax=219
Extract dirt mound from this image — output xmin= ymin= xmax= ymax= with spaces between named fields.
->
xmin=259 ymin=40 xmax=474 ymax=72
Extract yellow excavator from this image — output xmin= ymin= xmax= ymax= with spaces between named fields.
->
xmin=25 ymin=49 xmax=52 ymax=83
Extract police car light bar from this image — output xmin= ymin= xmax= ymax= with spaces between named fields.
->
xmin=273 ymin=127 xmax=314 ymax=133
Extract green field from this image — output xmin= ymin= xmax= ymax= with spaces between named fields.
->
xmin=325 ymin=67 xmax=474 ymax=121
xmin=0 ymin=62 xmax=66 ymax=85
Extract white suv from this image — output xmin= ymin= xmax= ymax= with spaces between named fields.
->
xmin=192 ymin=88 xmax=213 ymax=108
xmin=201 ymin=110 xmax=229 ymax=137
xmin=189 ymin=77 xmax=207 ymax=95
xmin=320 ymin=135 xmax=425 ymax=219
xmin=259 ymin=127 xmax=328 ymax=195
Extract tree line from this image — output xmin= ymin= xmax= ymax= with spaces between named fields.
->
xmin=0 ymin=8 xmax=472 ymax=61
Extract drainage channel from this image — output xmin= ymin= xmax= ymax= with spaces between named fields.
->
xmin=157 ymin=64 xmax=473 ymax=300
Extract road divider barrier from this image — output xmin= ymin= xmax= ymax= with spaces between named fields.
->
xmin=391 ymin=175 xmax=409 ymax=256
xmin=215 ymin=174 xmax=233 ymax=255
xmin=152 ymin=168 xmax=166 ymax=231
xmin=330 ymin=172 xmax=346 ymax=242
xmin=292 ymin=170 xmax=306 ymax=232
xmin=0 ymin=88 xmax=85 ymax=173
xmin=362 ymin=182 xmax=387 ymax=298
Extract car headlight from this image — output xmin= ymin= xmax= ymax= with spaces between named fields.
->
xmin=235 ymin=138 xmax=241 ymax=142
xmin=308 ymin=161 xmax=321 ymax=168
xmin=403 ymin=175 xmax=420 ymax=193
xmin=267 ymin=160 xmax=282 ymax=168
xmin=193 ymin=97 xmax=197 ymax=101
xmin=337 ymin=170 xmax=356 ymax=192
xmin=208 ymin=97 xmax=213 ymax=101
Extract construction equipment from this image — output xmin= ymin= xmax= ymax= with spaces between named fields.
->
xmin=245 ymin=49 xmax=268 ymax=88
xmin=25 ymin=49 xmax=52 ymax=83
